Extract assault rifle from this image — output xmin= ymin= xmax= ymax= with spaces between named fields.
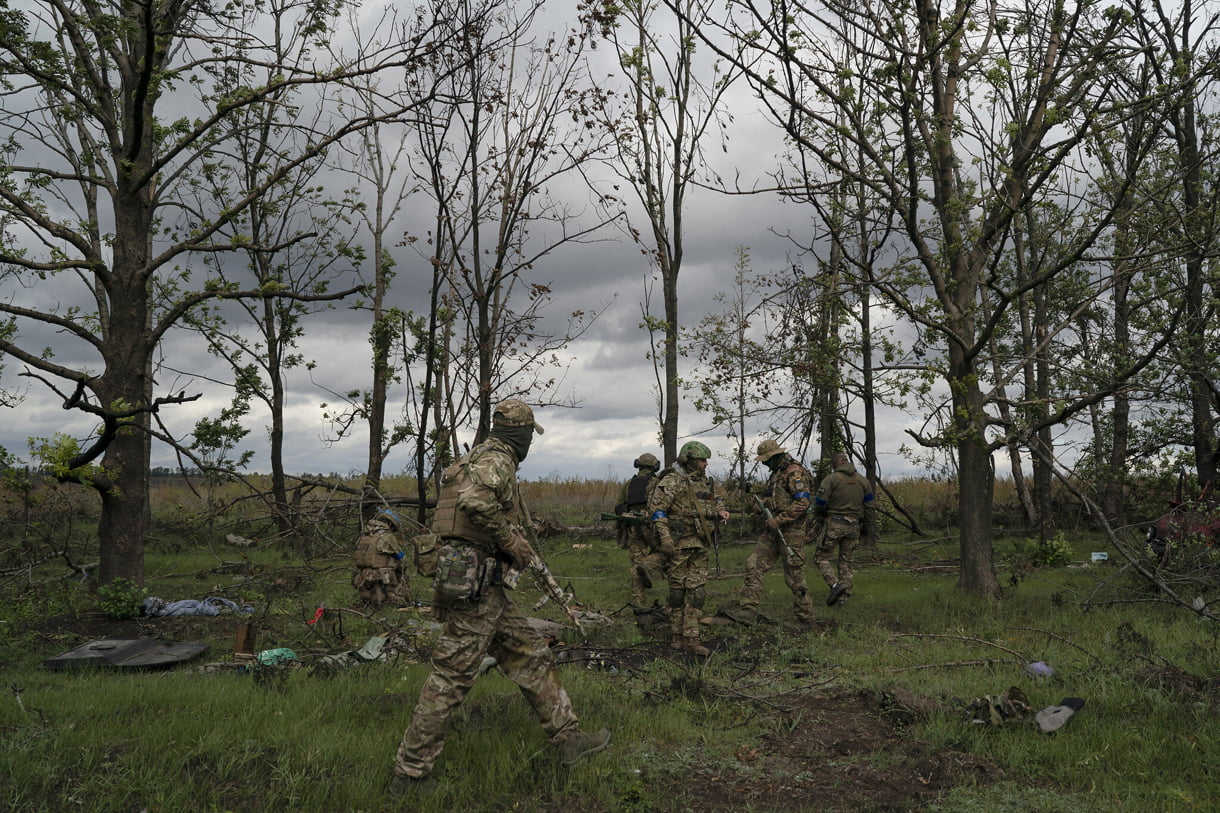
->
xmin=753 ymin=494 xmax=798 ymax=564
xmin=514 ymin=495 xmax=587 ymax=637
xmin=505 ymin=554 xmax=586 ymax=637
xmin=599 ymin=511 xmax=650 ymax=525
xmin=678 ymin=463 xmax=722 ymax=576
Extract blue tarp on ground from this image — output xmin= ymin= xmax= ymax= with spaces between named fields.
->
xmin=143 ymin=596 xmax=255 ymax=617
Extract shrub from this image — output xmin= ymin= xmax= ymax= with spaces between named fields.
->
xmin=97 ymin=577 xmax=146 ymax=620
xmin=1012 ymin=531 xmax=1075 ymax=568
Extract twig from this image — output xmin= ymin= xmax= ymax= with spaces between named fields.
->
xmin=889 ymin=658 xmax=1012 ymax=673
xmin=1009 ymin=626 xmax=1105 ymax=668
xmin=891 ymin=632 xmax=1028 ymax=661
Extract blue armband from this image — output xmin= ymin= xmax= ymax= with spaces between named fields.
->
xmin=393 ymin=551 xmax=406 ymax=560
xmin=792 ymin=491 xmax=811 ymax=500
xmin=863 ymin=492 xmax=875 ymax=503
xmin=814 ymin=496 xmax=828 ymax=508
xmin=651 ymin=510 xmax=667 ymax=521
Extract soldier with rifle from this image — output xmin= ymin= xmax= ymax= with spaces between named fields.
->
xmin=391 ymin=400 xmax=610 ymax=797
xmin=718 ymin=440 xmax=817 ymax=629
xmin=612 ymin=452 xmax=666 ymax=606
xmin=647 ymin=440 xmax=729 ymax=657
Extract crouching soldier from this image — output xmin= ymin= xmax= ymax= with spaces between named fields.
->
xmin=352 ymin=508 xmax=409 ymax=608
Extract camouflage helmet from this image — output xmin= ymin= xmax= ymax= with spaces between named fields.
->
xmin=493 ymin=399 xmax=544 ymax=434
xmin=755 ymin=439 xmax=787 ymax=463
xmin=634 ymin=452 xmax=660 ymax=470
xmin=678 ymin=440 xmax=711 ymax=463
xmin=374 ymin=507 xmax=402 ymax=531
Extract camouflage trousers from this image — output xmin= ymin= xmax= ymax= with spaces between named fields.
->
xmin=624 ymin=526 xmax=667 ymax=606
xmin=665 ymin=541 xmax=708 ymax=639
xmin=352 ymin=566 xmax=408 ymax=608
xmin=739 ymin=531 xmax=815 ymax=622
xmin=394 ymin=584 xmax=579 ymax=779
xmin=813 ymin=515 xmax=861 ymax=590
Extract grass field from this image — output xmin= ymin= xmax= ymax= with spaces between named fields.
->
xmin=1 ymin=484 xmax=1217 ymax=812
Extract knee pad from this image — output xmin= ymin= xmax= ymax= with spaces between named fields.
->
xmin=689 ymin=586 xmax=706 ymax=609
xmin=667 ymin=588 xmax=685 ymax=609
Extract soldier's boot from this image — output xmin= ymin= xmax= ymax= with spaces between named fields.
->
xmin=680 ymin=636 xmax=711 ymax=657
xmin=680 ymin=607 xmax=710 ymax=657
xmin=670 ymin=608 xmax=686 ymax=652
xmin=558 ymin=727 xmax=612 ymax=766
xmin=793 ymin=587 xmax=816 ymax=628
xmin=827 ymin=583 xmax=850 ymax=606
xmin=388 ymin=772 xmax=439 ymax=798
xmin=718 ymin=601 xmax=758 ymax=626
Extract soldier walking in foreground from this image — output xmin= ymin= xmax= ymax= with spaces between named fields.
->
xmin=648 ymin=441 xmax=729 ymax=657
xmin=614 ymin=453 xmax=666 ymax=606
xmin=812 ymin=452 xmax=876 ymax=606
xmin=722 ymin=440 xmax=817 ymax=628
xmin=391 ymin=400 xmax=610 ymax=797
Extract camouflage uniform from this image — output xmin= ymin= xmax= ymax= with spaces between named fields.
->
xmin=615 ymin=455 xmax=665 ymax=606
xmin=351 ymin=511 xmax=409 ymax=608
xmin=648 ymin=444 xmax=724 ymax=655
xmin=394 ymin=401 xmax=606 ymax=781
xmin=737 ymin=441 xmax=816 ymax=623
xmin=812 ymin=453 xmax=876 ymax=601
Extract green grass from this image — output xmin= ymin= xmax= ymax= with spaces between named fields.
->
xmin=2 ymin=523 xmax=1218 ymax=812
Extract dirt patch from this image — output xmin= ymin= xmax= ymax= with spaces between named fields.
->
xmin=649 ymin=689 xmax=1000 ymax=812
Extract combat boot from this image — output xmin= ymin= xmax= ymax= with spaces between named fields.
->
xmin=388 ymin=772 xmax=439 ymax=799
xmin=679 ymin=636 xmax=710 ymax=657
xmin=558 ymin=727 xmax=612 ymax=766
xmin=827 ymin=582 xmax=849 ymax=606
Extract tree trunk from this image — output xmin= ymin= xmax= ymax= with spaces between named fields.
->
xmin=950 ymin=344 xmax=1000 ymax=598
xmin=97 ymin=251 xmax=153 ymax=585
xmin=98 ymin=426 xmax=148 ymax=585
xmin=662 ymin=258 xmax=680 ymax=464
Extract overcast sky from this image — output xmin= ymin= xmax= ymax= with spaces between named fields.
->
xmin=0 ymin=2 xmax=935 ymax=487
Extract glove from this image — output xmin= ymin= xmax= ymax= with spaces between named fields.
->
xmin=765 ymin=517 xmax=781 ymax=531
xmin=499 ymin=530 xmax=537 ymax=571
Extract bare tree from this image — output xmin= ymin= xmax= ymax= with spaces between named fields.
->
xmin=690 ymin=0 xmax=1187 ymax=596
xmin=322 ymin=62 xmax=425 ymax=511
xmin=0 ymin=0 xmax=468 ymax=583
xmin=402 ymin=0 xmax=620 ymax=446
xmin=600 ymin=0 xmax=743 ymax=464
xmin=175 ymin=16 xmax=367 ymax=535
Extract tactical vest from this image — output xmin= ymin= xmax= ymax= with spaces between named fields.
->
xmin=653 ymin=467 xmax=718 ymax=542
xmin=625 ymin=472 xmax=652 ymax=508
xmin=429 ymin=446 xmax=520 ymax=545
xmin=353 ymin=531 xmax=398 ymax=568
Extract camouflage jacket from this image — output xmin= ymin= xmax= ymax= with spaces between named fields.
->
xmin=814 ymin=460 xmax=875 ymax=525
xmin=431 ymin=437 xmax=522 ymax=550
xmin=763 ymin=456 xmax=813 ymax=527
xmin=648 ymin=463 xmax=724 ymax=548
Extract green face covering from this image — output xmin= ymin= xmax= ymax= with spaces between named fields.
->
xmin=490 ymin=424 xmax=534 ymax=462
